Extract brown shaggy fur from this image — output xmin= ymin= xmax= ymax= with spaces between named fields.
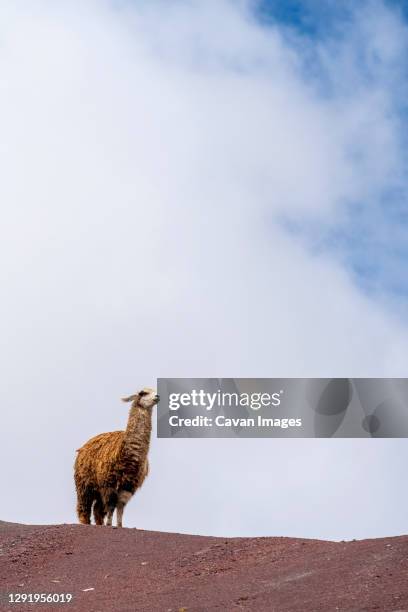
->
xmin=74 ymin=388 xmax=158 ymax=528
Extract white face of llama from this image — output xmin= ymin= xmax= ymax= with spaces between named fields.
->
xmin=138 ymin=387 xmax=159 ymax=410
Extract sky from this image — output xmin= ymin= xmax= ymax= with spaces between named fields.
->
xmin=1 ymin=0 xmax=408 ymax=540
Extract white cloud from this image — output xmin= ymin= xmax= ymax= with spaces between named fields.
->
xmin=1 ymin=0 xmax=407 ymax=539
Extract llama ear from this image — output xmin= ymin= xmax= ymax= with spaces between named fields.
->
xmin=122 ymin=394 xmax=138 ymax=403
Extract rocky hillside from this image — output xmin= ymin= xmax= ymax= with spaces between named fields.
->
xmin=1 ymin=521 xmax=407 ymax=611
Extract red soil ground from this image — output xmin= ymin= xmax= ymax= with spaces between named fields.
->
xmin=1 ymin=521 xmax=407 ymax=612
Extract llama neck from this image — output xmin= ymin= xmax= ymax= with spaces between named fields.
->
xmin=123 ymin=405 xmax=152 ymax=461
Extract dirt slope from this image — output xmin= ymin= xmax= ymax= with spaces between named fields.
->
xmin=1 ymin=521 xmax=407 ymax=612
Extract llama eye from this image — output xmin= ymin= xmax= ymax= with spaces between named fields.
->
xmin=139 ymin=390 xmax=147 ymax=397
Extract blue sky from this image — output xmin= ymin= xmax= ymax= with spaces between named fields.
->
xmin=258 ymin=0 xmax=351 ymax=35
xmin=259 ymin=0 xmax=408 ymax=34
xmin=258 ymin=0 xmax=408 ymax=300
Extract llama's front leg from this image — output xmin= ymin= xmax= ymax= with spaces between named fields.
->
xmin=117 ymin=491 xmax=132 ymax=528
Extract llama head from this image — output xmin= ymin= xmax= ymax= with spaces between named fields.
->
xmin=122 ymin=388 xmax=159 ymax=410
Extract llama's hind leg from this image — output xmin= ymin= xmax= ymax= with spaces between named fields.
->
xmin=101 ymin=488 xmax=118 ymax=527
xmin=93 ymin=493 xmax=106 ymax=526
xmin=117 ymin=491 xmax=133 ymax=528
xmin=76 ymin=485 xmax=94 ymax=525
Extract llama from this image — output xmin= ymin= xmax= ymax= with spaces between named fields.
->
xmin=74 ymin=387 xmax=158 ymax=528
